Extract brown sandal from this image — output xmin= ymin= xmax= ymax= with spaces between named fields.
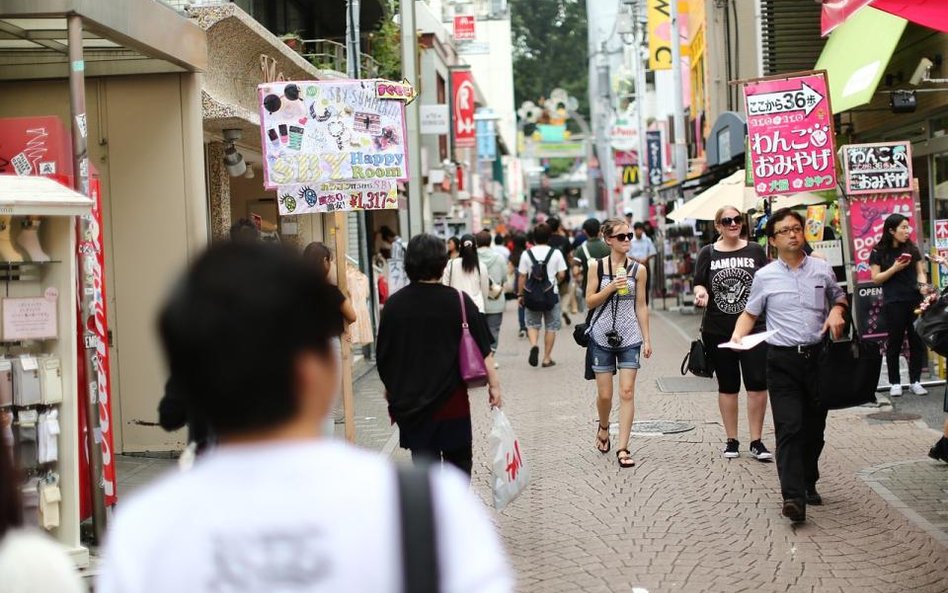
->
xmin=616 ymin=449 xmax=635 ymax=468
xmin=596 ymin=423 xmax=611 ymax=454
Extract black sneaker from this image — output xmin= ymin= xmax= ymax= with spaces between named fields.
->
xmin=929 ymin=436 xmax=948 ymax=463
xmin=806 ymin=489 xmax=823 ymax=506
xmin=782 ymin=499 xmax=806 ymax=523
xmin=749 ymin=440 xmax=774 ymax=462
xmin=723 ymin=439 xmax=740 ymax=458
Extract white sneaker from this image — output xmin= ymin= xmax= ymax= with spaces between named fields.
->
xmin=910 ymin=382 xmax=928 ymax=396
xmin=889 ymin=384 xmax=903 ymax=397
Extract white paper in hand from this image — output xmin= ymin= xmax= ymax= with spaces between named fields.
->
xmin=718 ymin=330 xmax=776 ymax=351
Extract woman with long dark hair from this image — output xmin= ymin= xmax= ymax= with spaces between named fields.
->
xmin=442 ymin=233 xmax=489 ymax=312
xmin=870 ymin=213 xmax=930 ymax=397
xmin=447 ymin=236 xmax=461 ymax=260
xmin=0 ymin=414 xmax=82 ymax=591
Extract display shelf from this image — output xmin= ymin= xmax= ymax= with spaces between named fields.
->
xmin=0 ymin=261 xmax=62 ymax=282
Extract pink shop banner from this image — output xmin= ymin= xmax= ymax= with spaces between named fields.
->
xmin=743 ymin=71 xmax=837 ymax=197
xmin=848 ymin=193 xmax=917 ymax=284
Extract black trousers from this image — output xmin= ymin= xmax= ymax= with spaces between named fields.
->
xmin=410 ymin=444 xmax=473 ymax=476
xmin=767 ymin=348 xmax=828 ymax=503
xmin=883 ymin=301 xmax=926 ymax=384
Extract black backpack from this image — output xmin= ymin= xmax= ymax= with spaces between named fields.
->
xmin=523 ymin=248 xmax=557 ymax=311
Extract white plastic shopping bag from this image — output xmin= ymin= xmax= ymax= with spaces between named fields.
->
xmin=489 ymin=407 xmax=530 ymax=510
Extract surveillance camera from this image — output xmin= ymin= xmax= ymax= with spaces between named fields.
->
xmin=223 ymin=144 xmax=246 ymax=177
xmin=910 ymin=58 xmax=933 ymax=86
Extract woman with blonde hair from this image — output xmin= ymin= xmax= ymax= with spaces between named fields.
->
xmin=693 ymin=206 xmax=773 ymax=461
xmin=585 ymin=218 xmax=651 ymax=468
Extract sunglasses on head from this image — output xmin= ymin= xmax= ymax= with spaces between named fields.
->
xmin=610 ymin=233 xmax=632 ymax=242
xmin=719 ymin=216 xmax=743 ymax=227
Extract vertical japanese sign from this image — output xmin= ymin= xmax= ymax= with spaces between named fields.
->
xmin=646 ymin=130 xmax=663 ymax=187
xmin=453 ymin=15 xmax=476 ymax=40
xmin=743 ymin=71 xmax=837 ymax=196
xmin=935 ymin=219 xmax=948 ymax=291
xmin=848 ymin=193 xmax=918 ymax=340
xmin=452 ymin=69 xmax=476 ymax=148
xmin=258 ymin=80 xmax=408 ymax=214
xmin=842 ymin=141 xmax=913 ymax=195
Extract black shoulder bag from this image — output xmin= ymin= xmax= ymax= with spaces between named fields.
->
xmin=397 ymin=463 xmax=440 ymax=593
xmin=680 ymin=336 xmax=714 ymax=378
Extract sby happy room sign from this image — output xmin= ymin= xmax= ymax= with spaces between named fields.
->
xmin=258 ymin=80 xmax=409 ymax=191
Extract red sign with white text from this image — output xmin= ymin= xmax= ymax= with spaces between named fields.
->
xmin=453 ymin=15 xmax=476 ymax=40
xmin=452 ymin=70 xmax=476 ymax=148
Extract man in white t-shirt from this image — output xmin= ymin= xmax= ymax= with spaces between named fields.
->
xmin=629 ymin=222 xmax=656 ymax=303
xmin=97 ymin=242 xmax=513 ymax=593
xmin=518 ymin=222 xmax=568 ymax=368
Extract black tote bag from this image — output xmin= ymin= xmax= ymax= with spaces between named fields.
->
xmin=817 ymin=335 xmax=882 ymax=410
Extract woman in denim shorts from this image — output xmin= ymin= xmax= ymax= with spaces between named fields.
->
xmin=584 ymin=218 xmax=652 ymax=468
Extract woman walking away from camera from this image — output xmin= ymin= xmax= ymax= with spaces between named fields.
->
xmin=0 ymin=415 xmax=82 ymax=593
xmin=870 ymin=213 xmax=930 ymax=397
xmin=443 ymin=234 xmax=489 ymax=313
xmin=510 ymin=233 xmax=529 ymax=338
xmin=379 ymin=234 xmax=502 ymax=476
xmin=585 ymin=218 xmax=651 ymax=468
xmin=693 ymin=206 xmax=773 ymax=461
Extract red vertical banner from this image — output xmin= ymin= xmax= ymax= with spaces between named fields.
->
xmin=451 ymin=69 xmax=476 ymax=148
xmin=77 ymin=173 xmax=118 ymax=517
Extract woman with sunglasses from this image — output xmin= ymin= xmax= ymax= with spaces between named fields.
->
xmin=585 ymin=218 xmax=651 ymax=468
xmin=693 ymin=206 xmax=773 ymax=461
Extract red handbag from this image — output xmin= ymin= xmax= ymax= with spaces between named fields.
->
xmin=457 ymin=289 xmax=488 ymax=387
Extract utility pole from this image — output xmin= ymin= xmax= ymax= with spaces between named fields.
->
xmin=669 ymin=0 xmax=687 ymax=183
xmin=400 ymin=0 xmax=424 ymax=236
xmin=634 ymin=3 xmax=649 ymax=203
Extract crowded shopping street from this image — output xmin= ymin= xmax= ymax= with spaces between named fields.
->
xmin=1 ymin=0 xmax=948 ymax=592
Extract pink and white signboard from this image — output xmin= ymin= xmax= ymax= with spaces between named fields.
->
xmin=743 ymin=71 xmax=837 ymax=196
xmin=257 ymin=80 xmax=409 ymax=190
xmin=847 ymin=193 xmax=917 ymax=284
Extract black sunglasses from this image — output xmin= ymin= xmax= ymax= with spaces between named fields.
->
xmin=610 ymin=233 xmax=632 ymax=242
xmin=719 ymin=216 xmax=743 ymax=227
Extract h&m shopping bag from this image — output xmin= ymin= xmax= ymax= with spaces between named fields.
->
xmin=489 ymin=407 xmax=530 ymax=510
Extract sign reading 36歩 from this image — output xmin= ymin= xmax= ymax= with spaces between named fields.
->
xmin=743 ymin=71 xmax=837 ymax=196
xmin=842 ymin=141 xmax=913 ymax=195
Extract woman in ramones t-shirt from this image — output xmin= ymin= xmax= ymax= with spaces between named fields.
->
xmin=693 ymin=206 xmax=774 ymax=462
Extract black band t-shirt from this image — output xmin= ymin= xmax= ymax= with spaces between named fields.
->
xmin=693 ymin=242 xmax=768 ymax=336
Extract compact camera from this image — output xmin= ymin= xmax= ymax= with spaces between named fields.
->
xmin=605 ymin=330 xmax=624 ymax=348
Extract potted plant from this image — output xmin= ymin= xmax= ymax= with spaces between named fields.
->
xmin=279 ymin=32 xmax=304 ymax=54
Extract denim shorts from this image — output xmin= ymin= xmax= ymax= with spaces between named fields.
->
xmin=589 ymin=340 xmax=641 ymax=372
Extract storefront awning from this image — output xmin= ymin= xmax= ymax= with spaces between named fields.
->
xmin=0 ymin=174 xmax=93 ymax=216
xmin=872 ymin=0 xmax=948 ymax=33
xmin=0 ymin=0 xmax=206 ymax=80
xmin=815 ymin=6 xmax=908 ymax=113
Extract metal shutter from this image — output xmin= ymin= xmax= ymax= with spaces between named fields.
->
xmin=761 ymin=0 xmax=827 ymax=76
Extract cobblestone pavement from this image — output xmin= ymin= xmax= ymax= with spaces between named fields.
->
xmin=441 ymin=302 xmax=948 ymax=593
xmin=111 ymin=300 xmax=948 ymax=592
